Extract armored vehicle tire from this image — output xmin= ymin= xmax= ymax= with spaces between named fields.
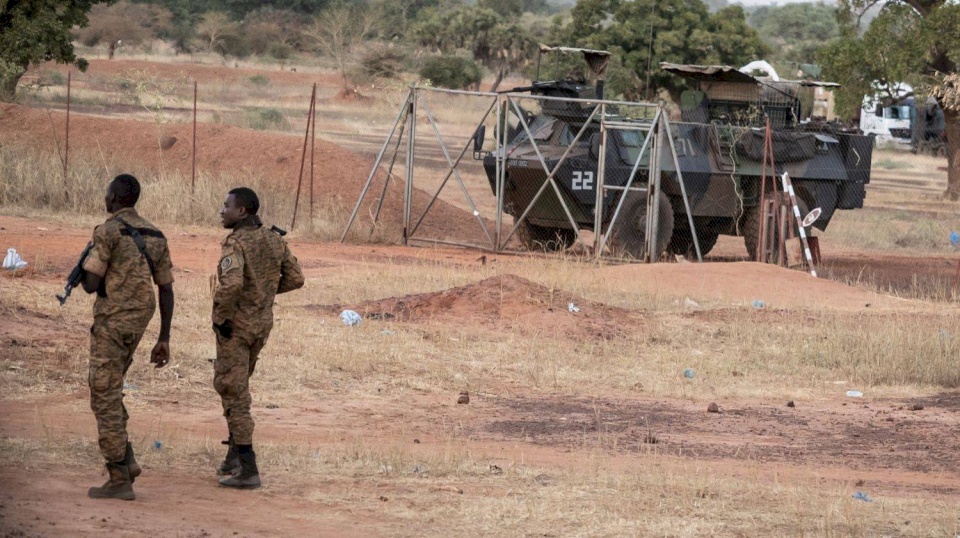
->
xmin=668 ymin=224 xmax=719 ymax=259
xmin=609 ymin=192 xmax=674 ymax=260
xmin=514 ymin=218 xmax=576 ymax=252
xmin=742 ymin=196 xmax=809 ymax=261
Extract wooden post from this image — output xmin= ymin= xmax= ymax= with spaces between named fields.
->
xmin=64 ymin=71 xmax=71 ymax=183
xmin=291 ymin=83 xmax=316 ymax=230
xmin=309 ymin=88 xmax=316 ymax=224
xmin=191 ymin=80 xmax=198 ymax=193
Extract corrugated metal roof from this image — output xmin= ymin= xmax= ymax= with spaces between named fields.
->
xmin=659 ymin=63 xmax=758 ymax=84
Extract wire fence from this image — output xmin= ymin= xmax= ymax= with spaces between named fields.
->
xmin=13 ymin=63 xmax=955 ymax=263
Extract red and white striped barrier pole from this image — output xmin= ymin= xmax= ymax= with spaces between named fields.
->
xmin=781 ymin=172 xmax=817 ymax=277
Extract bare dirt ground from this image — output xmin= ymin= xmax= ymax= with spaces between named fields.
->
xmin=4 ymin=58 xmax=960 ymax=537
xmin=3 ymin=213 xmax=960 ymax=536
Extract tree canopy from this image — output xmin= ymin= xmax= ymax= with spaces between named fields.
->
xmin=0 ymin=0 xmax=106 ymax=101
xmin=749 ymin=2 xmax=839 ymax=66
xmin=549 ymin=0 xmax=767 ymax=100
xmin=820 ymin=0 xmax=959 ymax=198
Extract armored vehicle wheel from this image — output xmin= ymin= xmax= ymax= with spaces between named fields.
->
xmin=742 ymin=196 xmax=809 ymax=261
xmin=668 ymin=220 xmax=719 ymax=259
xmin=514 ymin=217 xmax=576 ymax=252
xmin=609 ymin=192 xmax=674 ymax=260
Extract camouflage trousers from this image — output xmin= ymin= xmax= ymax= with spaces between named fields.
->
xmin=214 ymin=329 xmax=267 ymax=445
xmin=89 ymin=314 xmax=151 ymax=463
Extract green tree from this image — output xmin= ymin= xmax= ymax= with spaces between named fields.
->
xmin=551 ymin=0 xmax=766 ymax=100
xmin=412 ymin=5 xmax=539 ymax=90
xmin=419 ymin=54 xmax=481 ymax=89
xmin=0 ymin=0 xmax=106 ymax=101
xmin=820 ymin=0 xmax=959 ymax=199
xmin=749 ymin=3 xmax=839 ymax=65
xmin=370 ymin=0 xmax=439 ymax=39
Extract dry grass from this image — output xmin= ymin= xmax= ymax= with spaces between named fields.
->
xmin=0 ymin=145 xmax=384 ymax=243
xmin=1 ymin=430 xmax=958 ymax=537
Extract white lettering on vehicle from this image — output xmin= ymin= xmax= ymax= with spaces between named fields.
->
xmin=572 ymin=171 xmax=594 ymax=191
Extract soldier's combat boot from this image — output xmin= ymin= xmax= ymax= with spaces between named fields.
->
xmin=218 ymin=437 xmax=240 ymax=476
xmin=218 ymin=448 xmax=260 ymax=489
xmin=88 ymin=462 xmax=135 ymax=501
xmin=124 ymin=442 xmax=141 ymax=483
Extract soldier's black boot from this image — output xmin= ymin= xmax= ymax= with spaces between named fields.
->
xmin=88 ymin=462 xmax=135 ymax=501
xmin=124 ymin=442 xmax=141 ymax=483
xmin=218 ymin=446 xmax=261 ymax=489
xmin=218 ymin=437 xmax=240 ymax=476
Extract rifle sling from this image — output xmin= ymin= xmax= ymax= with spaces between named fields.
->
xmin=115 ymin=216 xmax=159 ymax=277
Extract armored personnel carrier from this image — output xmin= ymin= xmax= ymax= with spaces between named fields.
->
xmin=475 ymin=48 xmax=874 ymax=259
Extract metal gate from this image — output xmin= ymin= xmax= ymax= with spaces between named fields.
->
xmin=342 ymin=86 xmax=698 ymax=261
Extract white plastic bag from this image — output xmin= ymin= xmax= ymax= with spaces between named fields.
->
xmin=3 ymin=248 xmax=27 ymax=270
xmin=340 ymin=309 xmax=362 ymax=326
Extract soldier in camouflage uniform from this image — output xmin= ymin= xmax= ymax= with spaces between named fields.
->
xmin=80 ymin=174 xmax=175 ymax=501
xmin=212 ymin=187 xmax=304 ymax=489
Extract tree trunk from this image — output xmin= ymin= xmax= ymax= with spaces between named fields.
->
xmin=488 ymin=63 xmax=506 ymax=92
xmin=942 ymin=107 xmax=960 ymax=200
xmin=0 ymin=65 xmax=25 ymax=102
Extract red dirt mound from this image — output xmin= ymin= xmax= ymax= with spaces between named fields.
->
xmin=330 ymin=87 xmax=374 ymax=103
xmin=320 ymin=274 xmax=642 ymax=340
xmin=0 ymin=104 xmax=486 ymax=242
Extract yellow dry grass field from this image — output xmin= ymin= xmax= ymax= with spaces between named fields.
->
xmin=2 ymin=56 xmax=960 ymax=537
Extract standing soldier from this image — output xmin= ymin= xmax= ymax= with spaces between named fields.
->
xmin=212 ymin=187 xmax=304 ymax=489
xmin=81 ymin=174 xmax=175 ymax=501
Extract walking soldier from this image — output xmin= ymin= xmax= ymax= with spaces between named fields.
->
xmin=81 ymin=174 xmax=175 ymax=500
xmin=212 ymin=187 xmax=304 ymax=489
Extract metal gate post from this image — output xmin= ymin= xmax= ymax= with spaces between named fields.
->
xmin=403 ymin=86 xmax=418 ymax=245
xmin=598 ymin=108 xmax=661 ymax=255
xmin=340 ymin=90 xmax=412 ymax=242
xmin=495 ymin=95 xmax=507 ymax=250
xmin=644 ymin=108 xmax=664 ymax=262
xmin=663 ymin=114 xmax=702 ymax=261
xmin=593 ymin=102 xmax=608 ymax=258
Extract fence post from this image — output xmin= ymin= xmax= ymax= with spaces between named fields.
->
xmin=291 ymin=83 xmax=317 ymax=230
xmin=64 ymin=70 xmax=71 ymax=187
xmin=191 ymin=80 xmax=197 ymax=194
xmin=309 ymin=88 xmax=316 ymax=223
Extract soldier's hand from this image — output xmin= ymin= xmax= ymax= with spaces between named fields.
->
xmin=213 ymin=320 xmax=233 ymax=339
xmin=151 ymin=340 xmax=170 ymax=368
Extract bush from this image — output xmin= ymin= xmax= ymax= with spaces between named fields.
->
xmin=266 ymin=42 xmax=293 ymax=61
xmin=360 ymin=44 xmax=408 ymax=79
xmin=249 ymin=74 xmax=270 ymax=86
xmin=242 ymin=108 xmax=290 ymax=131
xmin=418 ymin=55 xmax=481 ymax=90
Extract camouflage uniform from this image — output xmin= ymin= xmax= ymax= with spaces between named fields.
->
xmin=212 ymin=219 xmax=304 ymax=445
xmin=82 ymin=207 xmax=174 ymax=463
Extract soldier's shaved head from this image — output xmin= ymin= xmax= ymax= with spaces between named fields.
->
xmin=109 ymin=174 xmax=141 ymax=208
xmin=228 ymin=188 xmax=260 ymax=215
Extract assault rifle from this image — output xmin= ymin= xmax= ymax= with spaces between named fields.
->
xmin=57 ymin=241 xmax=94 ymax=305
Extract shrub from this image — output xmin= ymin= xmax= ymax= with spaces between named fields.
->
xmin=242 ymin=108 xmax=290 ymax=131
xmin=249 ymin=74 xmax=270 ymax=86
xmin=360 ymin=44 xmax=408 ymax=79
xmin=418 ymin=55 xmax=481 ymax=90
xmin=266 ymin=42 xmax=293 ymax=61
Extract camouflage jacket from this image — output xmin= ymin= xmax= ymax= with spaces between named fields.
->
xmin=82 ymin=207 xmax=174 ymax=321
xmin=212 ymin=220 xmax=304 ymax=336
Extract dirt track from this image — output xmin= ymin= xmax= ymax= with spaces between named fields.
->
xmin=3 ymin=214 xmax=960 ymax=537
